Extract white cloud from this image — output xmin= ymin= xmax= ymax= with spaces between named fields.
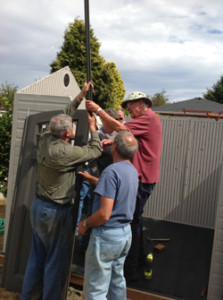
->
xmin=0 ymin=0 xmax=223 ymax=101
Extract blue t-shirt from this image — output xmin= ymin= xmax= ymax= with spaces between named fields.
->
xmin=93 ymin=161 xmax=138 ymax=227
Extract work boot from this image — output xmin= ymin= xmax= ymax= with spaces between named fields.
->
xmin=144 ymin=253 xmax=153 ymax=279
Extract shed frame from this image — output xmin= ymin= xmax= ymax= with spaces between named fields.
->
xmin=3 ymin=68 xmax=223 ymax=299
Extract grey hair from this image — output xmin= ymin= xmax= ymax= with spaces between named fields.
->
xmin=114 ymin=131 xmax=138 ymax=159
xmin=142 ymin=100 xmax=150 ymax=108
xmin=49 ymin=114 xmax=72 ymax=138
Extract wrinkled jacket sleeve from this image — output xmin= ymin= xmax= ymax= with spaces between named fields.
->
xmin=64 ymin=98 xmax=80 ymax=117
xmin=52 ymin=131 xmax=102 ymax=172
xmin=69 ymin=131 xmax=101 ymax=165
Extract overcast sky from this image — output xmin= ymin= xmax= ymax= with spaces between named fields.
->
xmin=1 ymin=0 xmax=223 ymax=102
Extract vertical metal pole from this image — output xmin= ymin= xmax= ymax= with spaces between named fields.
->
xmin=84 ymin=0 xmax=92 ymax=100
xmin=63 ymin=5 xmax=93 ymax=298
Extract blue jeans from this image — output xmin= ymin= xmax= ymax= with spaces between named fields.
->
xmin=84 ymin=225 xmax=132 ymax=300
xmin=124 ymin=181 xmax=156 ymax=272
xmin=76 ymin=179 xmax=90 ymax=232
xmin=21 ymin=197 xmax=74 ymax=300
xmin=80 ymin=183 xmax=95 ymax=250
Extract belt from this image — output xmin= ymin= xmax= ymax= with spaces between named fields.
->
xmin=39 ymin=196 xmax=55 ymax=204
xmin=37 ymin=195 xmax=72 ymax=206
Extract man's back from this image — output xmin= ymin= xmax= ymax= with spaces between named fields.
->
xmin=92 ymin=160 xmax=138 ymax=227
xmin=36 ymin=128 xmax=101 ymax=205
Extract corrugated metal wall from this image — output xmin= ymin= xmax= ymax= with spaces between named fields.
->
xmin=144 ymin=116 xmax=223 ymax=229
xmin=208 ymin=166 xmax=223 ymax=299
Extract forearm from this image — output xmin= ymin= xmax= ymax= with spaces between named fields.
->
xmin=81 ymin=132 xmax=102 ymax=161
xmin=64 ymin=98 xmax=80 ymax=117
xmin=76 ymin=81 xmax=94 ymax=104
xmin=75 ymin=89 xmax=87 ymax=104
xmin=86 ymin=210 xmax=110 ymax=228
xmin=79 ymin=173 xmax=99 ymax=185
xmin=97 ymin=108 xmax=127 ymax=132
xmin=66 ymin=133 xmax=101 ymax=166
xmin=65 ymin=81 xmax=92 ymax=116
xmin=86 ymin=101 xmax=127 ymax=132
xmin=78 ymin=196 xmax=114 ymax=235
xmin=78 ymin=209 xmax=109 ymax=235
xmin=87 ymin=176 xmax=99 ymax=185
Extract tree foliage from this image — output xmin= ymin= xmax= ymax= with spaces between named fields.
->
xmin=0 ymin=82 xmax=17 ymax=111
xmin=0 ymin=83 xmax=17 ymax=196
xmin=203 ymin=76 xmax=223 ymax=104
xmin=50 ymin=18 xmax=125 ymax=109
xmin=151 ymin=89 xmax=169 ymax=107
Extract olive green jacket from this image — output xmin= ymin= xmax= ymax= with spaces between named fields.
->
xmin=36 ymin=99 xmax=101 ymax=205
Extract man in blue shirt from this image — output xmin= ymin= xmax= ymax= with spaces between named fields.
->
xmin=78 ymin=131 xmax=138 ymax=300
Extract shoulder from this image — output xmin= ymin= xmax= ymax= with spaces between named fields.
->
xmin=112 ymin=161 xmax=138 ymax=176
xmin=39 ymin=131 xmax=51 ymax=140
xmin=141 ymin=108 xmax=159 ymax=120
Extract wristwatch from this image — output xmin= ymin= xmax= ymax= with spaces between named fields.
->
xmin=83 ymin=219 xmax=89 ymax=229
xmin=96 ymin=107 xmax=102 ymax=115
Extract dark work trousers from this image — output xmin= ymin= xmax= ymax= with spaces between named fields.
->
xmin=125 ymin=181 xmax=156 ymax=273
xmin=21 ymin=197 xmax=75 ymax=300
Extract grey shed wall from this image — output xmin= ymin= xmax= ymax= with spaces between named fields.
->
xmin=207 ymin=166 xmax=223 ymax=300
xmin=144 ymin=116 xmax=223 ymax=229
xmin=142 ymin=116 xmax=223 ymax=300
xmin=5 ymin=67 xmax=83 ymax=246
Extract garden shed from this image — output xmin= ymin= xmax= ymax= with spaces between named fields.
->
xmin=4 ymin=66 xmax=82 ymax=245
xmin=2 ymin=67 xmax=223 ymax=299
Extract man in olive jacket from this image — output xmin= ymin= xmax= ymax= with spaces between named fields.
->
xmin=21 ymin=82 xmax=101 ymax=300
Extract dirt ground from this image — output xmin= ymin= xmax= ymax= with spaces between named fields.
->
xmin=0 ymin=286 xmax=83 ymax=300
xmin=0 ymin=287 xmax=21 ymax=300
xmin=0 ymin=199 xmax=21 ymax=299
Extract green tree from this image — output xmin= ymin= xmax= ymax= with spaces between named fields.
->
xmin=0 ymin=82 xmax=17 ymax=111
xmin=203 ymin=76 xmax=223 ymax=104
xmin=151 ymin=89 xmax=169 ymax=107
xmin=0 ymin=83 xmax=17 ymax=196
xmin=50 ymin=18 xmax=125 ymax=108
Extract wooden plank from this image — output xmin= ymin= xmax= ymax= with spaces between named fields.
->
xmin=69 ymin=273 xmax=174 ymax=300
xmin=0 ymin=254 xmax=4 ymax=265
xmin=70 ymin=272 xmax=83 ymax=287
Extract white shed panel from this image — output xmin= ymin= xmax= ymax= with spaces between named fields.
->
xmin=5 ymin=67 xmax=84 ymax=246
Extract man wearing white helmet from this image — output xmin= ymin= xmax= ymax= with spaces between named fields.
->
xmin=86 ymin=91 xmax=162 ymax=281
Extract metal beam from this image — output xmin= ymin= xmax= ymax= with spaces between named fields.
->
xmin=84 ymin=0 xmax=92 ymax=100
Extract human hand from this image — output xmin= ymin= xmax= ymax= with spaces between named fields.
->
xmin=78 ymin=170 xmax=99 ymax=185
xmin=101 ymin=139 xmax=113 ymax=151
xmin=78 ymin=171 xmax=92 ymax=182
xmin=87 ymin=112 xmax=97 ymax=132
xmin=86 ymin=100 xmax=100 ymax=113
xmin=78 ymin=220 xmax=89 ymax=235
xmin=82 ymin=81 xmax=94 ymax=96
